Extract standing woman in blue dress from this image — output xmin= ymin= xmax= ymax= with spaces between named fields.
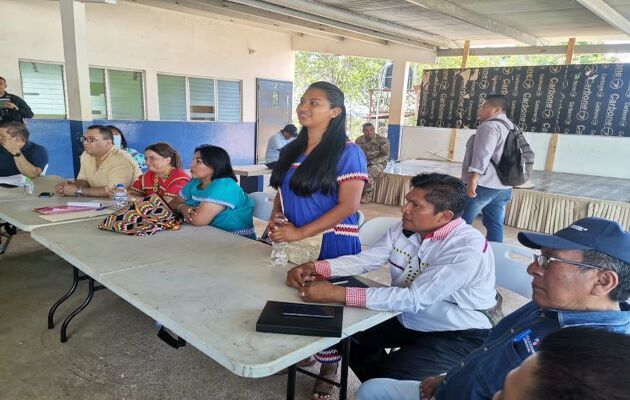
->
xmin=268 ymin=81 xmax=368 ymax=398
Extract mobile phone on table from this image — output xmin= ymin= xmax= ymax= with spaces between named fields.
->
xmin=38 ymin=192 xmax=54 ymax=198
xmin=259 ymin=225 xmax=272 ymax=245
xmin=282 ymin=304 xmax=335 ymax=319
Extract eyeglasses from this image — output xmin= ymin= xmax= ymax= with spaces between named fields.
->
xmin=533 ymin=254 xmax=605 ymax=271
xmin=80 ymin=136 xmax=108 ymax=144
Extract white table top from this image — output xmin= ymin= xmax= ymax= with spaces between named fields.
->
xmin=0 ymin=197 xmax=112 ymax=231
xmin=0 ymin=187 xmax=31 ymax=202
xmin=0 ymin=176 xmax=65 ymax=202
xmin=233 ymin=164 xmax=273 ymax=177
xmin=30 ymin=221 xmax=396 ymax=378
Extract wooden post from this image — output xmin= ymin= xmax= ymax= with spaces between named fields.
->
xmin=461 ymin=40 xmax=471 ymax=69
xmin=565 ymin=38 xmax=576 ymax=64
xmin=447 ymin=129 xmax=457 ymax=161
xmin=545 ymin=133 xmax=559 ymax=171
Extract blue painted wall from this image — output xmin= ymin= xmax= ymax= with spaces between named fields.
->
xmin=26 ymin=119 xmax=75 ymax=178
xmin=26 ymin=119 xmax=256 ymax=177
xmin=387 ymin=124 xmax=402 ymax=161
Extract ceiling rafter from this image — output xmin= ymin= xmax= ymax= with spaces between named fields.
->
xmin=402 ymin=0 xmax=544 ymax=46
xmin=235 ymin=0 xmax=451 ymax=48
xmin=576 ymin=0 xmax=630 ymax=37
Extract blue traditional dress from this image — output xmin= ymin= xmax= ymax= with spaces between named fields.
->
xmin=180 ymin=177 xmax=255 ymax=239
xmin=280 ymin=142 xmax=368 ymax=364
xmin=280 ymin=142 xmax=368 ymax=260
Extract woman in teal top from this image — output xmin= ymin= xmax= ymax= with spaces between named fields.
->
xmin=170 ymin=145 xmax=255 ymax=239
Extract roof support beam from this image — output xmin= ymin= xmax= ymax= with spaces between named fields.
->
xmin=437 ymin=43 xmax=630 ymax=57
xmin=225 ymin=0 xmax=437 ymax=49
xmin=576 ymin=0 xmax=630 ymax=37
xmin=241 ymin=0 xmax=451 ymax=48
xmin=146 ymin=0 xmax=391 ymax=46
xmin=403 ymin=0 xmax=543 ymax=46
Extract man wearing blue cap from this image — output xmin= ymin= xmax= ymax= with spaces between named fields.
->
xmin=356 ymin=217 xmax=630 ymax=400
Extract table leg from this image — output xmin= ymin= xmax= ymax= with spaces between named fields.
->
xmin=60 ymin=277 xmax=106 ymax=343
xmin=339 ymin=338 xmax=351 ymax=400
xmin=48 ymin=267 xmax=80 ymax=329
xmin=286 ymin=364 xmax=297 ymax=400
xmin=0 ymin=223 xmax=17 ymax=255
xmin=239 ymin=176 xmax=263 ymax=193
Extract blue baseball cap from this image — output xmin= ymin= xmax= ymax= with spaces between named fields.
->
xmin=518 ymin=217 xmax=630 ymax=264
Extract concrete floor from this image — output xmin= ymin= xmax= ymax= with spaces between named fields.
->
xmin=0 ymin=203 xmax=528 ymax=400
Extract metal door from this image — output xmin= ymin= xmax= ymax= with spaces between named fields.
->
xmin=256 ymin=79 xmax=293 ymax=163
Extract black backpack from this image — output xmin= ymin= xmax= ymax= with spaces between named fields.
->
xmin=488 ymin=118 xmax=535 ymax=187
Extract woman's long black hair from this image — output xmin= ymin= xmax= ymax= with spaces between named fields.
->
xmin=270 ymin=81 xmax=348 ymax=196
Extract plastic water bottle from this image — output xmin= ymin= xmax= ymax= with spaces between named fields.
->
xmin=270 ymin=216 xmax=288 ymax=267
xmin=271 ymin=241 xmax=288 ymax=268
xmin=23 ymin=177 xmax=35 ymax=195
xmin=112 ymin=184 xmax=129 ymax=208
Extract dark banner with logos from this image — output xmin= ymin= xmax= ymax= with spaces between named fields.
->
xmin=417 ymin=63 xmax=629 ymax=137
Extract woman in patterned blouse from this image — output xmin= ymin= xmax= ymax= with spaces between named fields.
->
xmin=129 ymin=142 xmax=190 ymax=205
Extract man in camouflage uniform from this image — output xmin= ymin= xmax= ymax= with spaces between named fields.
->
xmin=355 ymin=122 xmax=390 ymax=203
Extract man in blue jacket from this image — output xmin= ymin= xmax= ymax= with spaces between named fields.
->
xmin=356 ymin=217 xmax=630 ymax=400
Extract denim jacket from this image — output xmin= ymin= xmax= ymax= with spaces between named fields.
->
xmin=435 ymin=301 xmax=630 ymax=400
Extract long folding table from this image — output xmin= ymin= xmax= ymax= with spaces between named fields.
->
xmin=30 ymin=220 xmax=397 ymax=399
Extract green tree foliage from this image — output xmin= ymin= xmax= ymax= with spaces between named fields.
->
xmin=295 ymin=48 xmax=624 ymax=132
xmin=294 ymin=52 xmax=387 ymax=137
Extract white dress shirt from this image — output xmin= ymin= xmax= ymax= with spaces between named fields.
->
xmin=315 ymin=218 xmax=497 ymax=332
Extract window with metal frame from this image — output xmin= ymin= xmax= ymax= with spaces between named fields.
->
xmin=157 ymin=74 xmax=187 ymax=121
xmin=89 ymin=67 xmax=145 ymax=120
xmin=156 ymin=74 xmax=242 ymax=122
xmin=18 ymin=61 xmax=67 ymax=119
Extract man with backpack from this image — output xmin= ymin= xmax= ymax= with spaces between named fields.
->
xmin=461 ymin=94 xmax=534 ymax=242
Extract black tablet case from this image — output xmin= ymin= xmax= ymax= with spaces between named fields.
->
xmin=256 ymin=301 xmax=344 ymax=337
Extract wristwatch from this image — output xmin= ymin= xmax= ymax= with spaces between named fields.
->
xmin=12 ymin=152 xmax=22 ymax=157
xmin=74 ymin=187 xmax=84 ymax=197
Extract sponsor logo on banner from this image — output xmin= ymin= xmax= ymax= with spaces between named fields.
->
xmin=611 ymin=64 xmax=624 ymax=90
xmin=417 ymin=65 xmax=628 ymax=137
xmin=577 ymin=110 xmax=589 ymax=121
xmin=611 ymin=78 xmax=623 ymax=90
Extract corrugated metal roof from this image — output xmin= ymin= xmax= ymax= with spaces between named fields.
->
xmin=135 ymin=0 xmax=630 ymax=48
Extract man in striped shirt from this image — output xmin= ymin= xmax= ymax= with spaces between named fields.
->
xmin=286 ymin=173 xmax=499 ymax=382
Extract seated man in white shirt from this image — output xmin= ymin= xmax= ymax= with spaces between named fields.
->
xmin=264 ymin=124 xmax=297 ymax=168
xmin=286 ymin=173 xmax=499 ymax=383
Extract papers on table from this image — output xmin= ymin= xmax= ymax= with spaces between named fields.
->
xmin=0 ymin=174 xmax=25 ymax=187
xmin=36 ymin=207 xmax=112 ymax=222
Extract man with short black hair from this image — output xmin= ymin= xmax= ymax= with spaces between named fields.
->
xmin=355 ymin=122 xmax=390 ymax=203
xmin=493 ymin=327 xmax=630 ymax=400
xmin=0 ymin=77 xmax=34 ymax=123
xmin=55 ymin=125 xmax=141 ymax=198
xmin=462 ymin=94 xmax=514 ymax=242
xmin=265 ymin=124 xmax=298 ymax=168
xmin=287 ymin=172 xmax=499 ymax=382
xmin=0 ymin=121 xmax=48 ymax=178
xmin=357 ymin=216 xmax=630 ymax=400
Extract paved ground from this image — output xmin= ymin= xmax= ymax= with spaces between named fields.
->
xmin=0 ymin=203 xmax=528 ymax=400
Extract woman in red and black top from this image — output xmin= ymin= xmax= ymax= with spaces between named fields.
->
xmin=129 ymin=142 xmax=190 ymax=205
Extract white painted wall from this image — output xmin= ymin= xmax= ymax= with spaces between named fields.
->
xmin=400 ymin=126 xmax=630 ymax=179
xmin=0 ymin=0 xmax=294 ymax=122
